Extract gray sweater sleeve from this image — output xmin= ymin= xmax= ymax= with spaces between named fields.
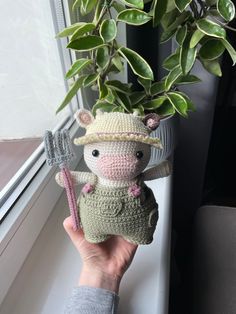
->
xmin=64 ymin=286 xmax=119 ymax=314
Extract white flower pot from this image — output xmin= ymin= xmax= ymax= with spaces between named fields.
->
xmin=149 ymin=114 xmax=179 ymax=166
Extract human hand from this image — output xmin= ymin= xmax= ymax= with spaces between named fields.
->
xmin=63 ymin=216 xmax=138 ymax=293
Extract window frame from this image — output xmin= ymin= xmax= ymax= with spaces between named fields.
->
xmin=0 ymin=120 xmax=84 ymax=305
xmin=0 ymin=0 xmax=83 ymax=222
xmin=0 ymin=0 xmax=85 ymax=304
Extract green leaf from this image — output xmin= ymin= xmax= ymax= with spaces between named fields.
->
xmin=83 ymin=73 xmax=99 ymax=87
xmin=162 ymin=51 xmax=180 ymax=70
xmin=70 ymin=23 xmax=96 ymax=41
xmin=217 ymin=0 xmax=235 ymax=21
xmin=129 ymin=91 xmax=146 ymax=105
xmin=176 ymin=25 xmax=187 ymax=45
xmin=166 ymin=11 xmax=191 ymax=32
xmin=100 ymin=19 xmax=117 ymax=43
xmin=132 ymin=105 xmax=145 ymax=116
xmin=150 ymin=81 xmax=166 ymax=95
xmin=196 ymin=18 xmax=226 ymax=39
xmin=67 ymin=35 xmax=104 ymax=51
xmin=175 ymin=74 xmax=201 ymax=85
xmin=143 ymin=96 xmax=167 ymax=110
xmin=115 ymin=91 xmax=132 ymax=112
xmin=190 ymin=29 xmax=205 ymax=48
xmin=165 ymin=65 xmax=182 ymax=91
xmin=65 ymin=59 xmax=92 ymax=79
xmin=98 ymin=77 xmax=109 ymax=99
xmin=118 ymin=46 xmax=154 ymax=79
xmin=167 ymin=0 xmax=177 ymax=12
xmin=56 ymin=76 xmax=85 ymax=114
xmin=112 ymin=106 xmax=125 ymax=113
xmin=137 ymin=77 xmax=151 ymax=94
xmin=167 ymin=92 xmax=188 ymax=116
xmin=221 ymin=38 xmax=236 ymax=65
xmin=201 ymin=58 xmax=222 ymax=76
xmin=120 ymin=0 xmax=144 ymax=9
xmin=112 ymin=55 xmax=124 ymax=72
xmin=105 ymin=80 xmax=132 ymax=94
xmin=80 ymin=0 xmax=97 ymax=15
xmin=174 ymin=0 xmax=192 ymax=12
xmin=177 ymin=91 xmax=196 ymax=111
xmin=199 ymin=39 xmax=225 ymax=60
xmin=72 ymin=0 xmax=82 ymax=11
xmin=104 ymin=88 xmax=116 ymax=104
xmin=161 ymin=8 xmax=180 ymax=29
xmin=112 ymin=1 xmax=126 ymax=13
xmin=56 ymin=23 xmax=84 ymax=38
xmin=96 ymin=46 xmax=110 ymax=69
xmin=180 ymin=35 xmax=197 ymax=74
xmin=153 ymin=0 xmax=167 ymax=27
xmin=155 ymin=100 xmax=176 ymax=116
xmin=160 ymin=28 xmax=178 ymax=43
xmin=117 ymin=9 xmax=152 ymax=25
xmin=208 ymin=8 xmax=221 ymax=17
xmin=92 ymin=101 xmax=115 ymax=116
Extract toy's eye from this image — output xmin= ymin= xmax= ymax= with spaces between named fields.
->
xmin=136 ymin=151 xmax=144 ymax=159
xmin=92 ymin=149 xmax=99 ymax=157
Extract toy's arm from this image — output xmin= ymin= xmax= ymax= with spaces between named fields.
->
xmin=142 ymin=160 xmax=172 ymax=181
xmin=55 ymin=171 xmax=96 ymax=187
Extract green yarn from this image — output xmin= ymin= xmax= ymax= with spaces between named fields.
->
xmin=78 ymin=183 xmax=159 ymax=245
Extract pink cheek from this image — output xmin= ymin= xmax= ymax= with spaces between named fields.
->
xmin=97 ymin=155 xmax=139 ymax=179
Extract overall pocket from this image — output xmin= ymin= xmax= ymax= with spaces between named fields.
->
xmin=99 ymin=198 xmax=123 ymax=217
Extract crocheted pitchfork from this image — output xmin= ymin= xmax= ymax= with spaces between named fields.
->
xmin=44 ymin=129 xmax=79 ymax=231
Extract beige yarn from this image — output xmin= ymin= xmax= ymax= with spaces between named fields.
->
xmin=74 ymin=112 xmax=162 ymax=149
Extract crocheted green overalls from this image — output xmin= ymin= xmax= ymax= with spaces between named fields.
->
xmin=78 ymin=181 xmax=159 ymax=245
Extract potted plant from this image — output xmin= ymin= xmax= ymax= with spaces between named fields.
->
xmin=55 ymin=0 xmax=236 ymax=164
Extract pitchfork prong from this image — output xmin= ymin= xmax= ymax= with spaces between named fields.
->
xmin=44 ymin=129 xmax=75 ymax=167
xmin=44 ymin=130 xmax=55 ymax=166
xmin=55 ymin=130 xmax=65 ymax=157
xmin=63 ymin=129 xmax=75 ymax=160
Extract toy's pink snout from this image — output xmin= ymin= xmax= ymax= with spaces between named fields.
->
xmin=98 ymin=155 xmax=139 ymax=180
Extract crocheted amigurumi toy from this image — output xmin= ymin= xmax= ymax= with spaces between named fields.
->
xmin=56 ymin=109 xmax=171 ymax=245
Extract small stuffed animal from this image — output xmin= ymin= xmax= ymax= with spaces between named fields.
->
xmin=56 ymin=109 xmax=171 ymax=245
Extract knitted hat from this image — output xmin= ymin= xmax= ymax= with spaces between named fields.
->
xmin=74 ymin=109 xmax=162 ymax=149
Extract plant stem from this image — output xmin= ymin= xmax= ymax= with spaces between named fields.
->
xmin=195 ymin=0 xmax=207 ymax=16
xmin=190 ymin=0 xmax=200 ymax=19
xmin=211 ymin=15 xmax=236 ymax=32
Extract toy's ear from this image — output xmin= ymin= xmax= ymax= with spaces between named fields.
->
xmin=74 ymin=109 xmax=94 ymax=128
xmin=142 ymin=113 xmax=161 ymax=131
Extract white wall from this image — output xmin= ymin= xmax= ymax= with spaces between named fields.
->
xmin=0 ymin=0 xmax=67 ymax=140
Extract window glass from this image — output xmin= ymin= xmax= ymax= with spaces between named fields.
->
xmin=0 ymin=1 xmax=72 ymax=202
xmin=0 ymin=0 xmax=68 ymax=194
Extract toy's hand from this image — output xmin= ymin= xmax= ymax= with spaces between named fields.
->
xmin=55 ymin=171 xmax=65 ymax=187
xmin=63 ymin=216 xmax=138 ymax=293
xmin=55 ymin=171 xmax=77 ymax=187
xmin=55 ymin=171 xmax=96 ymax=187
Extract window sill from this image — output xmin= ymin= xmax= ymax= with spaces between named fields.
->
xmin=0 ymin=170 xmax=172 ymax=314
xmin=0 ymin=122 xmax=84 ymax=305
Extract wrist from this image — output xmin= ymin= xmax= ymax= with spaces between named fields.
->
xmin=78 ymin=266 xmax=121 ymax=294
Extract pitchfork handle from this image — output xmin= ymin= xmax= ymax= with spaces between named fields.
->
xmin=61 ymin=167 xmax=80 ymax=231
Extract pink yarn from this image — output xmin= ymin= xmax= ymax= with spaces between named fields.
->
xmin=98 ymin=155 xmax=139 ymax=180
xmin=82 ymin=183 xmax=94 ymax=194
xmin=61 ymin=167 xmax=80 ymax=231
xmin=128 ymin=184 xmax=142 ymax=198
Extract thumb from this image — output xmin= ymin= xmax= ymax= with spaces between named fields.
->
xmin=63 ymin=216 xmax=85 ymax=248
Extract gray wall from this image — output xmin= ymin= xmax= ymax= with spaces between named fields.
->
xmin=174 ymin=64 xmax=219 ymax=227
xmin=158 ymin=40 xmax=219 ymax=227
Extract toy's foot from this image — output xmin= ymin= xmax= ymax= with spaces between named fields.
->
xmin=85 ymin=234 xmax=110 ymax=244
xmin=123 ymin=236 xmax=154 ymax=245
